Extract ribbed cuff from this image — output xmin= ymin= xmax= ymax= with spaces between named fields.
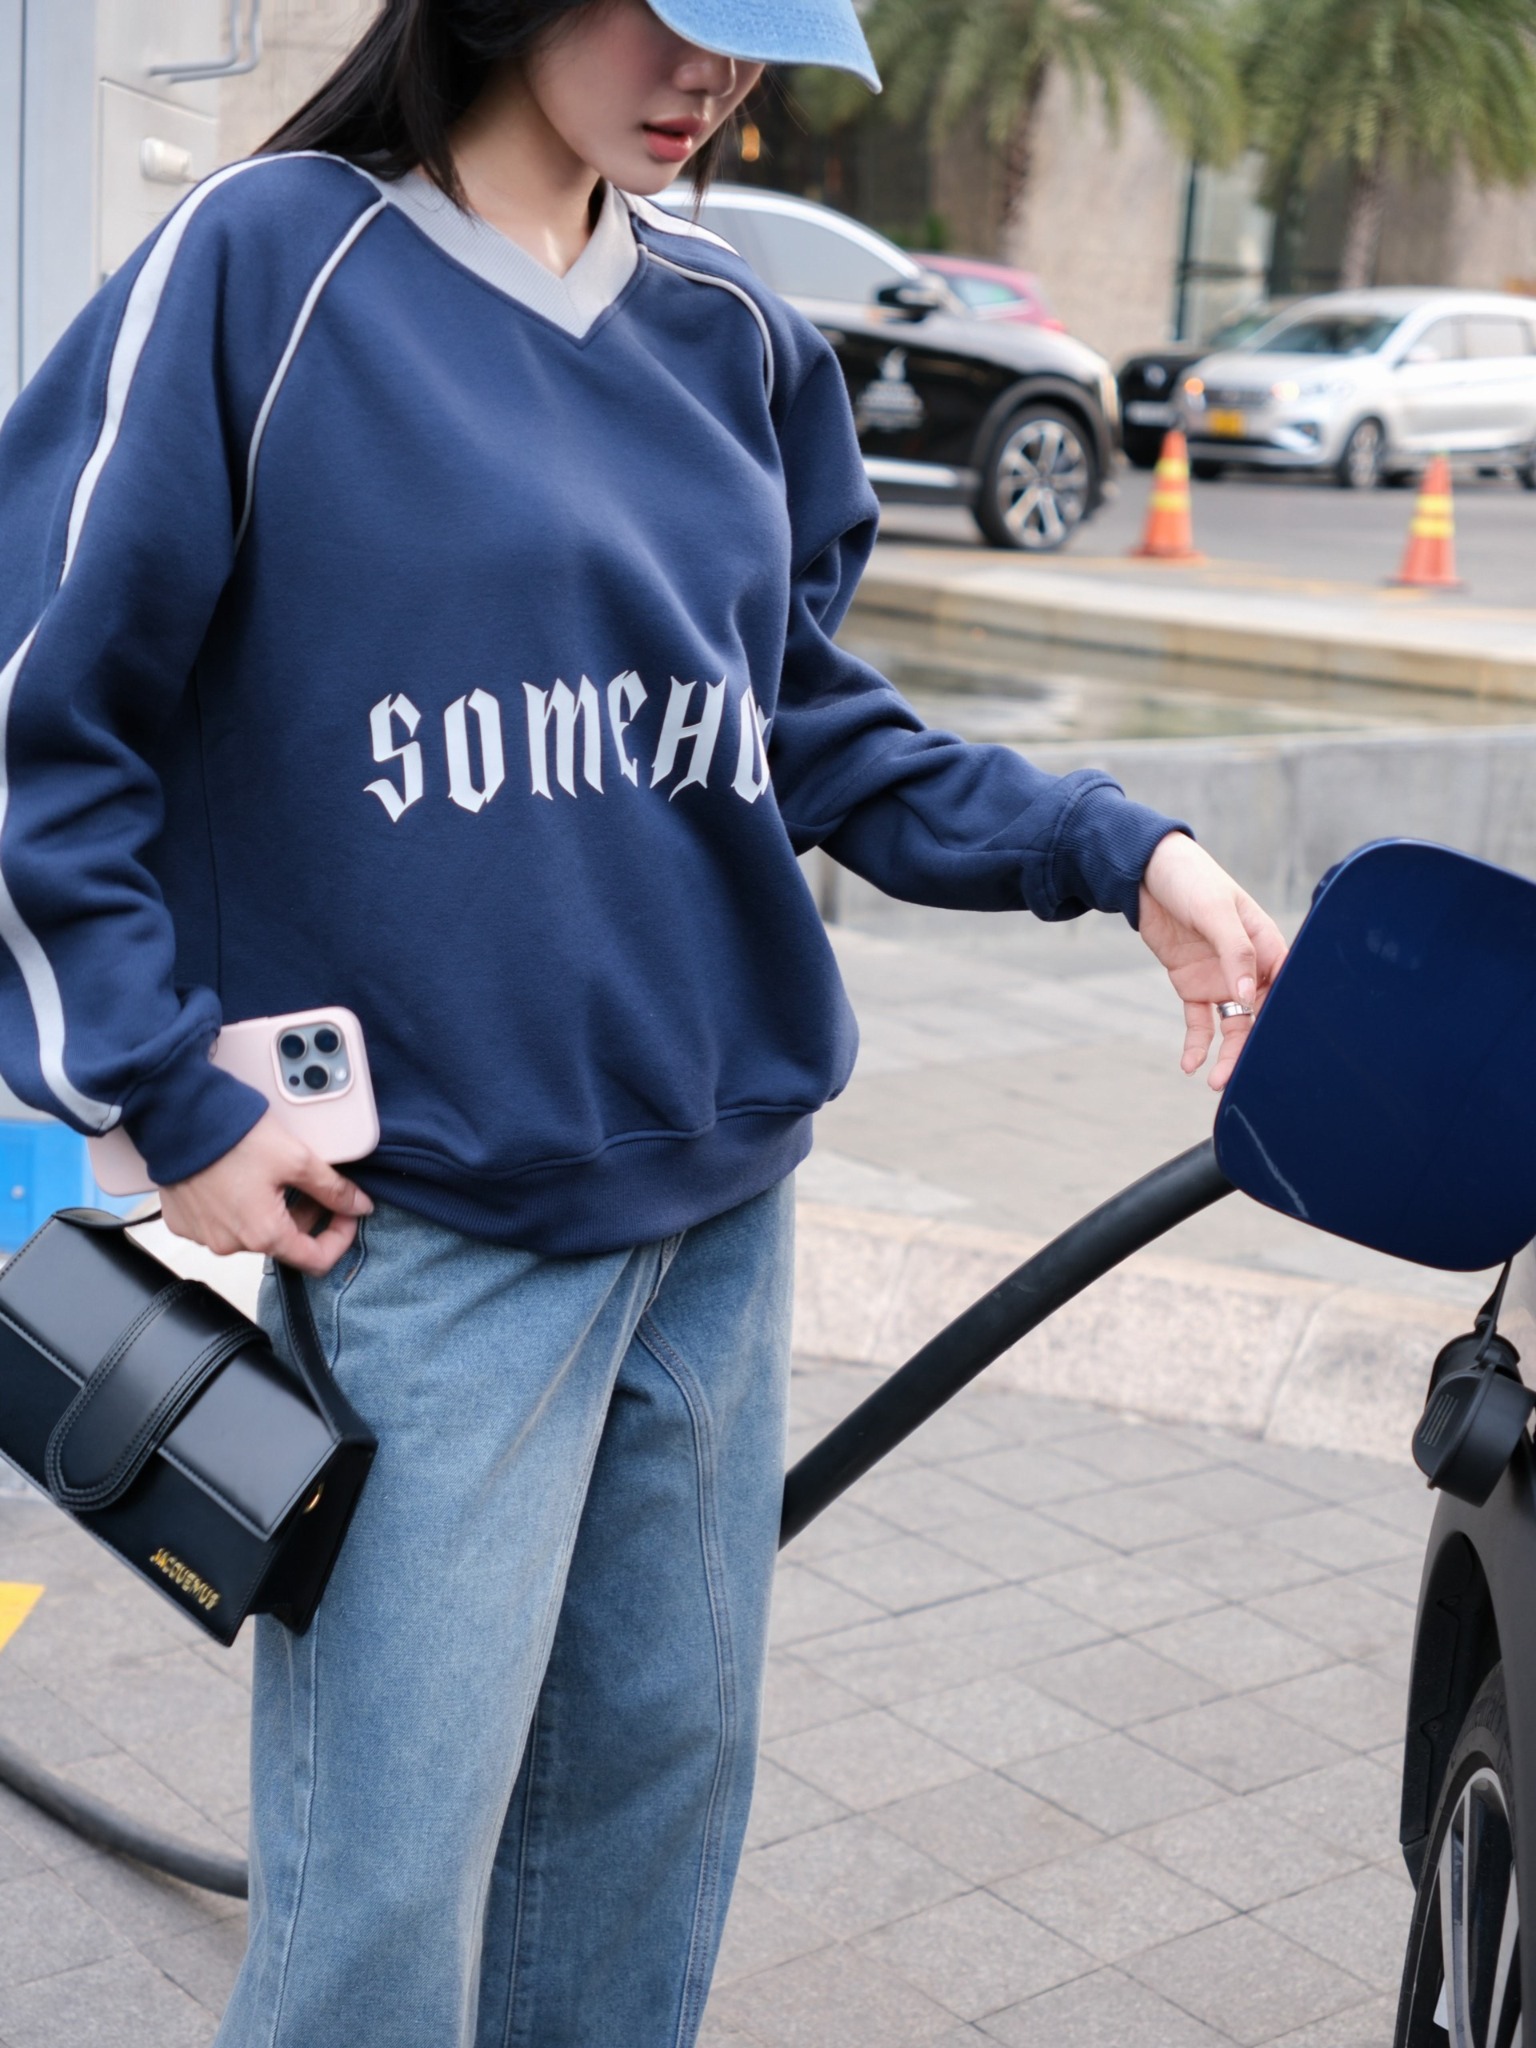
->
xmin=120 ymin=1045 xmax=269 ymax=1187
xmin=1053 ymin=780 xmax=1191 ymax=927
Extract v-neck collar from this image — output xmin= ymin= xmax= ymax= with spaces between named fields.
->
xmin=374 ymin=173 xmax=639 ymax=338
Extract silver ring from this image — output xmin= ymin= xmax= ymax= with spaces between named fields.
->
xmin=1216 ymin=1000 xmax=1254 ymax=1020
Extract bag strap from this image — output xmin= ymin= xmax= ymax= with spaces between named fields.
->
xmin=45 ymin=1278 xmax=259 ymax=1512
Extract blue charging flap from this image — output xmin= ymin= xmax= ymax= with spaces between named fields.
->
xmin=1214 ymin=840 xmax=1536 ymax=1271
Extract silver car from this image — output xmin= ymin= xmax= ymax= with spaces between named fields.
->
xmin=1179 ymin=288 xmax=1536 ymax=488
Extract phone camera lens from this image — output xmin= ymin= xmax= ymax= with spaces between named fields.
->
xmin=314 ymin=1027 xmax=340 ymax=1055
xmin=279 ymin=1032 xmax=306 ymax=1061
xmin=303 ymin=1065 xmax=329 ymax=1092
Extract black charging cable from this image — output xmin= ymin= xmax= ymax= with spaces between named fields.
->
xmin=0 ymin=1139 xmax=1235 ymax=1898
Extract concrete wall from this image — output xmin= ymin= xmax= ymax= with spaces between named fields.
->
xmin=1000 ymin=72 xmax=1187 ymax=361
xmin=1377 ymin=164 xmax=1536 ymax=299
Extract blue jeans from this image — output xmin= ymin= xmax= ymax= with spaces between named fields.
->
xmin=214 ymin=1179 xmax=794 ymax=2048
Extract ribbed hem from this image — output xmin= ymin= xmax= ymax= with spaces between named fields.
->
xmin=1054 ymin=782 xmax=1191 ymax=927
xmin=352 ymin=1110 xmax=817 ymax=1256
xmin=121 ymin=1047 xmax=268 ymax=1187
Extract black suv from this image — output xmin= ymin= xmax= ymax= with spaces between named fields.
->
xmin=656 ymin=185 xmax=1119 ymax=553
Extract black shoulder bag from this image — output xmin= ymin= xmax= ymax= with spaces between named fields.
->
xmin=0 ymin=1208 xmax=375 ymax=1645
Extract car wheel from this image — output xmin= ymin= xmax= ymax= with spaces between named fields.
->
xmin=1122 ymin=435 xmax=1162 ymax=471
xmin=1337 ymin=417 xmax=1387 ymax=489
xmin=1395 ymin=1663 xmax=1520 ymax=2048
xmin=1191 ymin=460 xmax=1225 ymax=481
xmin=1517 ymin=450 xmax=1536 ymax=492
xmin=975 ymin=405 xmax=1096 ymax=552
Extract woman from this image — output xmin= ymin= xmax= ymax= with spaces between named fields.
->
xmin=0 ymin=1 xmax=1285 ymax=2040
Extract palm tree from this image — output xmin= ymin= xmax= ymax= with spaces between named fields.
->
xmin=834 ymin=0 xmax=1243 ymax=234
xmin=1240 ymin=0 xmax=1536 ymax=290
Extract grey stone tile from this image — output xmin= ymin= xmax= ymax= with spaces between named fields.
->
xmin=1135 ymin=1608 xmax=1334 ymax=1693
xmin=1267 ymin=1994 xmax=1398 ymax=2045
xmin=813 ymin=1536 xmax=1003 ymax=1615
xmin=707 ymin=1943 xmax=958 ymax=2046
xmin=1214 ymin=1439 xmax=1395 ymax=1505
xmin=998 ymin=1839 xmax=1230 ymax=1964
xmin=1147 ymin=1466 xmax=1319 ymax=1529
xmin=1252 ymin=1662 xmax=1409 ymax=1754
xmin=875 ymin=1769 xmax=1099 ymax=1884
xmin=1029 ymin=1556 xmax=1220 ymax=1635
xmin=783 ymin=1498 xmax=901 ymax=1566
xmin=1350 ymin=1555 xmax=1424 ymax=1609
xmin=744 ymin=1758 xmax=849 ymax=1851
xmin=850 ymin=1466 xmax=1022 ymax=1536
xmin=801 ymin=1589 xmax=1105 ymax=1707
xmin=1251 ymin=1577 xmax=1415 ymax=1664
xmin=1262 ymin=1508 xmax=1421 ymax=1573
xmin=857 ymin=1889 xmax=1090 ymax=2021
xmin=698 ymin=2015 xmax=765 ymax=2048
xmin=1257 ymin=1865 xmax=1415 ymax=1995
xmin=903 ymin=1404 xmax=1011 ymax=1463
xmin=948 ymin=1445 xmax=1109 ymax=1510
xmin=1127 ymin=1799 xmax=1363 ymax=1912
xmin=1155 ymin=1530 xmax=1328 ymax=1604
xmin=1136 ymin=1696 xmax=1351 ymax=1794
xmin=745 ymin=1814 xmax=966 ymax=1939
xmin=0 ymin=1951 xmax=216 ymax=2046
xmin=0 ymin=1683 xmax=118 ymax=1768
xmin=1039 ymin=1485 xmax=1216 ymax=1552
xmin=769 ymin=1564 xmax=886 ymax=1648
xmin=763 ymin=1709 xmax=973 ymax=1813
xmin=931 ymin=1508 xmax=1114 ymax=1583
xmin=759 ymin=1658 xmax=869 ymax=1742
xmin=892 ymin=1672 xmax=1104 ymax=1769
xmin=61 ymin=1854 xmax=242 ymax=1949
xmin=801 ymin=1633 xmax=1033 ymax=1711
xmin=1047 ymin=1426 xmax=1218 ymax=1486
xmin=1023 ymin=1638 xmax=1221 ymax=1728
xmin=0 ymin=1868 xmax=127 ymax=1986
xmin=711 ymin=1874 xmax=837 ymax=1987
xmin=67 ymin=1655 xmax=249 ymax=1752
xmin=1248 ymin=1756 xmax=1402 ymax=1865
xmin=980 ymin=1965 xmax=1232 ymax=2046
xmin=55 ymin=1753 xmax=241 ymax=1859
xmin=1349 ymin=1484 xmax=1438 ymax=1541
xmin=127 ymin=1714 xmax=250 ymax=1828
xmin=1005 ymin=1735 xmax=1222 ymax=1835
xmin=143 ymin=1915 xmax=248 ymax=2012
xmin=1126 ymin=1917 xmax=1376 ymax=2045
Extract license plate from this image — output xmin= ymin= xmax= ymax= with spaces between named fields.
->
xmin=1207 ymin=408 xmax=1247 ymax=437
xmin=1126 ymin=400 xmax=1175 ymax=425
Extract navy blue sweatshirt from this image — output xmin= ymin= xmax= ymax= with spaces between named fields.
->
xmin=0 ymin=153 xmax=1180 ymax=1253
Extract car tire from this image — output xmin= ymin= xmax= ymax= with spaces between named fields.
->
xmin=975 ymin=404 xmax=1097 ymax=552
xmin=1122 ymin=437 xmax=1162 ymax=471
xmin=1337 ymin=417 xmax=1387 ymax=489
xmin=1395 ymin=1662 xmax=1521 ymax=2048
xmin=1191 ymin=460 xmax=1225 ymax=481
xmin=1517 ymin=451 xmax=1536 ymax=492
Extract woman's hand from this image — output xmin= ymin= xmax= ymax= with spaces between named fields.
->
xmin=159 ymin=1111 xmax=373 ymax=1275
xmin=1138 ymin=833 xmax=1288 ymax=1091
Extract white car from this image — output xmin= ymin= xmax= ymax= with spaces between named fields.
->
xmin=1179 ymin=289 xmax=1536 ymax=488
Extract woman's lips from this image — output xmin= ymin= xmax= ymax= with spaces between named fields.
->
xmin=643 ymin=121 xmax=702 ymax=164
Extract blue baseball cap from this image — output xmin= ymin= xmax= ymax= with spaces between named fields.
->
xmin=649 ymin=0 xmax=881 ymax=89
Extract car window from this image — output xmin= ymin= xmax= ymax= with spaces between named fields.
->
xmin=1252 ymin=312 xmax=1404 ymax=355
xmin=743 ymin=211 xmax=908 ymax=303
xmin=1462 ymin=315 xmax=1535 ymax=359
xmin=949 ymin=276 xmax=1023 ymax=309
xmin=1409 ymin=318 xmax=1466 ymax=363
xmin=691 ymin=206 xmax=771 ymax=274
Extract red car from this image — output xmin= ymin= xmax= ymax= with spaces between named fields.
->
xmin=915 ymin=255 xmax=1066 ymax=332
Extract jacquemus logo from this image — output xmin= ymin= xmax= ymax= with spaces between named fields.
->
xmin=149 ymin=1548 xmax=220 ymax=1611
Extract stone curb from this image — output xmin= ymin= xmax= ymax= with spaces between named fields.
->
xmin=795 ymin=1201 xmax=1463 ymax=1467
xmin=854 ymin=545 xmax=1536 ymax=700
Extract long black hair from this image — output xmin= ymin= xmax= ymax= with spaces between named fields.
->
xmin=265 ymin=0 xmax=738 ymax=207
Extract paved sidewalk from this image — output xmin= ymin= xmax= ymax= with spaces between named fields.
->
xmin=0 ymin=1360 xmax=1424 ymax=2046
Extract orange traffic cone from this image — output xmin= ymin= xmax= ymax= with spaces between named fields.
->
xmin=1130 ymin=430 xmax=1204 ymax=561
xmin=1389 ymin=455 xmax=1462 ymax=589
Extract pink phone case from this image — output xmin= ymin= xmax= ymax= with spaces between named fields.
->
xmin=87 ymin=1008 xmax=380 ymax=1197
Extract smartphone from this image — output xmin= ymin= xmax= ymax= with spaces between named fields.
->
xmin=87 ymin=1008 xmax=380 ymax=1197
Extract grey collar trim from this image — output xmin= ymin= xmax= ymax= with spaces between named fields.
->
xmin=374 ymin=174 xmax=638 ymax=336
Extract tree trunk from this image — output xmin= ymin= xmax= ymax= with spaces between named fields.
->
xmin=997 ymin=65 xmax=1050 ymax=245
xmin=1338 ymin=150 xmax=1387 ymax=290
